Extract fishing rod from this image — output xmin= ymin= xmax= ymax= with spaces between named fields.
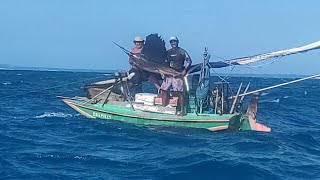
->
xmin=112 ymin=41 xmax=131 ymax=56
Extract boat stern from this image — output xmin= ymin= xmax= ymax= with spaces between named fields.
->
xmin=239 ymin=93 xmax=271 ymax=132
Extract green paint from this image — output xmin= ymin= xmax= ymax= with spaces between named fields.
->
xmin=239 ymin=118 xmax=253 ymax=131
xmin=65 ymin=99 xmax=243 ymax=130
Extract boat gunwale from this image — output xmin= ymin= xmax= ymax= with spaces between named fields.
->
xmin=63 ymin=98 xmax=236 ymax=123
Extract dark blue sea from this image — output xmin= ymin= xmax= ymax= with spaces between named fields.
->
xmin=1 ymin=70 xmax=319 ymax=180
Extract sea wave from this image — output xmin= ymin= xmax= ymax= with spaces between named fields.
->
xmin=1 ymin=70 xmax=320 ymax=179
xmin=35 ymin=112 xmax=73 ymax=118
xmin=36 ymin=154 xmax=100 ymax=161
xmin=2 ymin=82 xmax=12 ymax=85
xmin=260 ymin=98 xmax=280 ymax=103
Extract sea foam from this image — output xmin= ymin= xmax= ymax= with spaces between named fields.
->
xmin=35 ymin=112 xmax=73 ymax=118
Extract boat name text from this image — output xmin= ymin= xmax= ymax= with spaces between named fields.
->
xmin=92 ymin=112 xmax=112 ymax=119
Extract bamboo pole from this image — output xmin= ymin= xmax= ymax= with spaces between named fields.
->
xmin=92 ymin=72 xmax=135 ymax=85
xmin=83 ymin=85 xmax=114 ymax=105
xmin=231 ymin=73 xmax=320 ymax=99
xmin=239 ymin=82 xmax=250 ymax=102
xmin=230 ymin=82 xmax=243 ymax=114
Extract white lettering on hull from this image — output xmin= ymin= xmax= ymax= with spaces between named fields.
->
xmin=92 ymin=112 xmax=112 ymax=119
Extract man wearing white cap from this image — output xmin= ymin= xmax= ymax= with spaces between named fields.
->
xmin=160 ymin=36 xmax=192 ymax=116
xmin=129 ymin=36 xmax=145 ymax=67
xmin=128 ymin=36 xmax=146 ymax=97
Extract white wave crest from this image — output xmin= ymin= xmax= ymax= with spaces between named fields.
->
xmin=35 ymin=112 xmax=73 ymax=118
xmin=2 ymin=82 xmax=12 ymax=85
xmin=271 ymin=99 xmax=280 ymax=103
xmin=261 ymin=92 xmax=269 ymax=96
xmin=37 ymin=154 xmax=98 ymax=160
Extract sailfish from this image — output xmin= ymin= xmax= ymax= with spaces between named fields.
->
xmin=132 ymin=34 xmax=182 ymax=78
xmin=114 ymin=34 xmax=182 ymax=78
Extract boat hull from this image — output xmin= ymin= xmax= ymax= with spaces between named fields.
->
xmin=61 ymin=98 xmax=252 ymax=131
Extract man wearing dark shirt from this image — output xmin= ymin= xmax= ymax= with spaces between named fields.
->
xmin=160 ymin=36 xmax=192 ymax=116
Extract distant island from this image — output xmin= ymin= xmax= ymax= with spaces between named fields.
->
xmin=0 ymin=64 xmax=307 ymax=78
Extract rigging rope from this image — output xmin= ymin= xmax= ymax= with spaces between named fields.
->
xmin=210 ymin=65 xmax=235 ymax=82
xmin=242 ymin=58 xmax=280 ymax=68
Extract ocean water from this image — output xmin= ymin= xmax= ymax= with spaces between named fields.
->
xmin=0 ymin=70 xmax=319 ymax=180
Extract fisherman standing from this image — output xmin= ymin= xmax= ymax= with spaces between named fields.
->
xmin=129 ymin=36 xmax=144 ymax=67
xmin=128 ymin=36 xmax=147 ymax=97
xmin=160 ymin=36 xmax=192 ymax=116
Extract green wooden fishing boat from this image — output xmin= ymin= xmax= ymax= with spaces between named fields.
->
xmin=60 ymin=35 xmax=320 ymax=132
xmin=60 ymin=68 xmax=320 ymax=132
xmin=60 ymin=46 xmax=272 ymax=132
xmin=60 ymin=93 xmax=270 ymax=132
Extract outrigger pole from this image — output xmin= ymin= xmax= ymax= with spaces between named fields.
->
xmin=231 ymin=73 xmax=320 ymax=99
xmin=83 ymin=85 xmax=114 ymax=105
xmin=83 ymin=72 xmax=136 ymax=105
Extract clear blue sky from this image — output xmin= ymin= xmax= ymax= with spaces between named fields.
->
xmin=1 ymin=0 xmax=320 ymax=74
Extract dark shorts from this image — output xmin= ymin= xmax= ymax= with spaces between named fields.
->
xmin=160 ymin=76 xmax=184 ymax=92
xmin=129 ymin=68 xmax=149 ymax=85
xmin=130 ymin=84 xmax=142 ymax=97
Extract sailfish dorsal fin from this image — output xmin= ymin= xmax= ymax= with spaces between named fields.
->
xmin=141 ymin=33 xmax=168 ymax=66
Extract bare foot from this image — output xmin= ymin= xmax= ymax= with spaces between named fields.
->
xmin=176 ymin=111 xmax=185 ymax=116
